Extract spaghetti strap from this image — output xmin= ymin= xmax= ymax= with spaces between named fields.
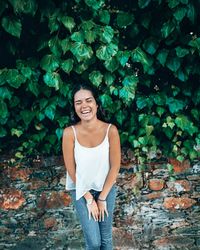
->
xmin=71 ymin=126 xmax=77 ymax=140
xmin=106 ymin=124 xmax=112 ymax=137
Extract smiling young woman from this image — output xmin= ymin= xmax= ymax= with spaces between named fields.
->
xmin=62 ymin=84 xmax=121 ymax=249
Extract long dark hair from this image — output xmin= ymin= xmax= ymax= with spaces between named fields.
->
xmin=70 ymin=83 xmax=105 ymax=124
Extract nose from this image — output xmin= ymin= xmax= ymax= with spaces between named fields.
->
xmin=81 ymin=101 xmax=88 ymax=108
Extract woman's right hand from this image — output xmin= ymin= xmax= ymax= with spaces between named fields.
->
xmin=86 ymin=200 xmax=99 ymax=221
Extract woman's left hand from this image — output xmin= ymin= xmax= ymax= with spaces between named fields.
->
xmin=97 ymin=200 xmax=108 ymax=221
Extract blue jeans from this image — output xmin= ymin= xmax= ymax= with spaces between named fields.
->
xmin=70 ymin=185 xmax=116 ymax=250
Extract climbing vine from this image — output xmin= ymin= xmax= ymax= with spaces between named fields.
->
xmin=0 ymin=0 xmax=200 ymax=162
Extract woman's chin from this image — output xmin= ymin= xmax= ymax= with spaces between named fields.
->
xmin=80 ymin=114 xmax=96 ymax=122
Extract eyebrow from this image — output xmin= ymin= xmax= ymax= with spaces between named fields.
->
xmin=74 ymin=96 xmax=93 ymax=103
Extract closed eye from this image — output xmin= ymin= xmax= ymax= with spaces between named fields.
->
xmin=75 ymin=101 xmax=82 ymax=105
xmin=86 ymin=98 xmax=93 ymax=102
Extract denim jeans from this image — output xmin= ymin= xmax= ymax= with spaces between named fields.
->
xmin=70 ymin=185 xmax=116 ymax=250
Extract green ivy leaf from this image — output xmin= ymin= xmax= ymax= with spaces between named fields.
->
xmin=116 ymin=110 xmax=127 ymax=125
xmin=21 ymin=66 xmax=32 ymax=79
xmin=146 ymin=125 xmax=154 ymax=136
xmin=167 ymin=163 xmax=174 ymax=172
xmin=45 ymin=105 xmax=56 ymax=120
xmin=40 ymin=54 xmax=59 ymax=72
xmin=9 ymin=96 xmax=20 ymax=108
xmin=166 ymin=97 xmax=186 ymax=113
xmin=156 ymin=107 xmax=165 ymax=117
xmin=11 ymin=128 xmax=23 ymax=137
xmin=189 ymin=37 xmax=200 ymax=55
xmin=187 ymin=3 xmax=195 ymax=24
xmin=8 ymin=0 xmax=38 ymax=15
xmin=175 ymin=115 xmax=198 ymax=136
xmin=74 ymin=61 xmax=90 ymax=74
xmin=28 ymin=81 xmax=39 ymax=97
xmin=48 ymin=36 xmax=62 ymax=57
xmin=48 ymin=17 xmax=59 ymax=34
xmin=0 ymin=100 xmax=8 ymax=119
xmin=84 ymin=30 xmax=97 ymax=44
xmin=96 ymin=43 xmax=118 ymax=61
xmin=166 ymin=56 xmax=181 ymax=72
xmin=117 ymin=51 xmax=130 ymax=67
xmin=57 ymin=116 xmax=69 ymax=127
xmin=143 ymin=37 xmax=159 ymax=55
xmin=56 ymin=128 xmax=63 ymax=140
xmin=100 ymin=94 xmax=113 ymax=111
xmin=59 ymin=82 xmax=70 ymax=97
xmin=173 ymin=7 xmax=187 ymax=22
xmin=104 ymin=57 xmax=119 ymax=72
xmin=99 ymin=10 xmax=110 ymax=24
xmin=104 ymin=72 xmax=115 ymax=86
xmin=136 ymin=96 xmax=152 ymax=109
xmin=61 ymin=16 xmax=75 ymax=32
xmin=60 ymin=38 xmax=71 ymax=54
xmin=81 ymin=20 xmax=95 ymax=30
xmin=39 ymin=98 xmax=48 ymax=110
xmin=117 ymin=12 xmax=134 ymax=28
xmin=176 ymin=68 xmax=188 ymax=82
xmin=119 ymin=76 xmax=138 ymax=105
xmin=175 ymin=47 xmax=189 ymax=57
xmin=109 ymin=86 xmax=118 ymax=96
xmin=166 ymin=116 xmax=175 ymax=129
xmin=163 ymin=127 xmax=174 ymax=139
xmin=71 ymin=31 xmax=84 ymax=42
xmin=0 ymin=126 xmax=7 ymax=138
xmin=1 ymin=16 xmax=22 ymax=38
xmin=0 ymin=87 xmax=12 ymax=100
xmin=138 ymin=0 xmax=151 ymax=9
xmin=132 ymin=47 xmax=153 ymax=73
xmin=157 ymin=49 xmax=169 ymax=66
xmin=191 ymin=109 xmax=199 ymax=121
xmin=7 ymin=69 xmax=26 ymax=88
xmin=153 ymin=93 xmax=166 ymax=105
xmin=43 ymin=72 xmax=61 ymax=90
xmin=101 ymin=26 xmax=114 ymax=43
xmin=0 ymin=69 xmax=7 ymax=86
xmin=138 ymin=136 xmax=148 ymax=146
xmin=85 ymin=0 xmax=105 ymax=10
xmin=61 ymin=59 xmax=74 ymax=74
xmin=161 ymin=19 xmax=176 ymax=38
xmin=70 ymin=42 xmax=93 ymax=62
xmin=89 ymin=71 xmax=103 ymax=87
xmin=167 ymin=0 xmax=179 ymax=9
xmin=20 ymin=110 xmax=35 ymax=126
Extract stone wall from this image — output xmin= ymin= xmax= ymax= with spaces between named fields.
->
xmin=0 ymin=155 xmax=200 ymax=250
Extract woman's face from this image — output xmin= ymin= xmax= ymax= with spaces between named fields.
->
xmin=74 ymin=89 xmax=98 ymax=121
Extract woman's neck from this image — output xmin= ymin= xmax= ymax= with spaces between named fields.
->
xmin=80 ymin=117 xmax=101 ymax=131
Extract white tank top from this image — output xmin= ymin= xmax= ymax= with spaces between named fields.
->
xmin=65 ymin=124 xmax=112 ymax=200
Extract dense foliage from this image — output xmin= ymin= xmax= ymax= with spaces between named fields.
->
xmin=0 ymin=0 xmax=200 ymax=162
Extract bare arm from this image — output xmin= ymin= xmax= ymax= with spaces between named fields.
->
xmin=62 ymin=127 xmax=76 ymax=183
xmin=99 ymin=125 xmax=121 ymax=200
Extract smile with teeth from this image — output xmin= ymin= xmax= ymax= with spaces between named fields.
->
xmin=81 ymin=110 xmax=91 ymax=115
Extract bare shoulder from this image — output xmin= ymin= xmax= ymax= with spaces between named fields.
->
xmin=62 ymin=126 xmax=74 ymax=140
xmin=108 ymin=124 xmax=119 ymax=137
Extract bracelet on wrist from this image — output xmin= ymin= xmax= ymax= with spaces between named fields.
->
xmin=98 ymin=198 xmax=106 ymax=202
